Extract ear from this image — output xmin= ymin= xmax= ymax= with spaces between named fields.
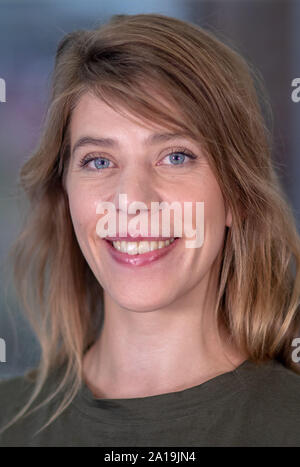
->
xmin=225 ymin=205 xmax=232 ymax=228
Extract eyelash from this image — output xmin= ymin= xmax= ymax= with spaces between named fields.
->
xmin=78 ymin=147 xmax=198 ymax=170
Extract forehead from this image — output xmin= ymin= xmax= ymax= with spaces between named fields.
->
xmin=71 ymin=93 xmax=147 ymax=131
xmin=69 ymin=90 xmax=185 ymax=142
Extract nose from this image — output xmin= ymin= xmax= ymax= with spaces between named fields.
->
xmin=113 ymin=166 xmax=161 ymax=213
xmin=112 ymin=166 xmax=163 ymax=236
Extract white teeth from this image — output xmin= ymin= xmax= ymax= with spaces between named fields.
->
xmin=120 ymin=241 xmax=126 ymax=253
xmin=112 ymin=238 xmax=176 ymax=255
xmin=113 ymin=241 xmax=121 ymax=251
xmin=126 ymin=242 xmax=138 ymax=255
xmin=138 ymin=241 xmax=150 ymax=254
xmin=150 ymin=241 xmax=158 ymax=251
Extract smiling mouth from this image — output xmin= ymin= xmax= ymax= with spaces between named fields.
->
xmin=105 ymin=238 xmax=178 ymax=255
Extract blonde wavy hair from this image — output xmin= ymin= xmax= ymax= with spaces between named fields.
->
xmin=2 ymin=13 xmax=300 ymax=433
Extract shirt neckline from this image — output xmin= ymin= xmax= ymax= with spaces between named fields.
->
xmin=72 ymin=359 xmax=274 ymax=425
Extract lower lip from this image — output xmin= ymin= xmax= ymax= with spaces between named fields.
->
xmin=104 ymin=238 xmax=180 ymax=267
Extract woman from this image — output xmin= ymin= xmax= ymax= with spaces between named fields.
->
xmin=1 ymin=13 xmax=300 ymax=447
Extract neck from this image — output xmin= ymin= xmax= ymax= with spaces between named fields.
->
xmin=83 ymin=270 xmax=246 ymax=399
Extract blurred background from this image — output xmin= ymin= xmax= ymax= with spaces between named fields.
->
xmin=0 ymin=0 xmax=299 ymax=378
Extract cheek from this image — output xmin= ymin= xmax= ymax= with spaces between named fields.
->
xmin=205 ymin=184 xmax=226 ymax=229
xmin=182 ymin=173 xmax=227 ymax=265
xmin=67 ymin=184 xmax=99 ymax=244
xmin=182 ymin=173 xmax=226 ymax=231
xmin=200 ymin=181 xmax=227 ymax=268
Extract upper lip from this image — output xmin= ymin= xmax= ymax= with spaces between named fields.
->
xmin=105 ymin=235 xmax=178 ymax=242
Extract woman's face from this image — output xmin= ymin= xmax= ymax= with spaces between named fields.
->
xmin=66 ymin=91 xmax=232 ymax=312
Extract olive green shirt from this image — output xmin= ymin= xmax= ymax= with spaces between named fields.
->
xmin=1 ymin=359 xmax=300 ymax=446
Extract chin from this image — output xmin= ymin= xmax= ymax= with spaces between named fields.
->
xmin=112 ymin=292 xmax=179 ymax=313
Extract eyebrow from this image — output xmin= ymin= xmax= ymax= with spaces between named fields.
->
xmin=71 ymin=132 xmax=191 ymax=156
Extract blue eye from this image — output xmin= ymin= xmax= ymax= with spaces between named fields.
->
xmin=80 ymin=156 xmax=112 ymax=170
xmin=79 ymin=148 xmax=197 ymax=171
xmin=169 ymin=153 xmax=187 ymax=165
xmin=163 ymin=150 xmax=197 ymax=166
xmin=93 ymin=158 xmax=111 ymax=169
